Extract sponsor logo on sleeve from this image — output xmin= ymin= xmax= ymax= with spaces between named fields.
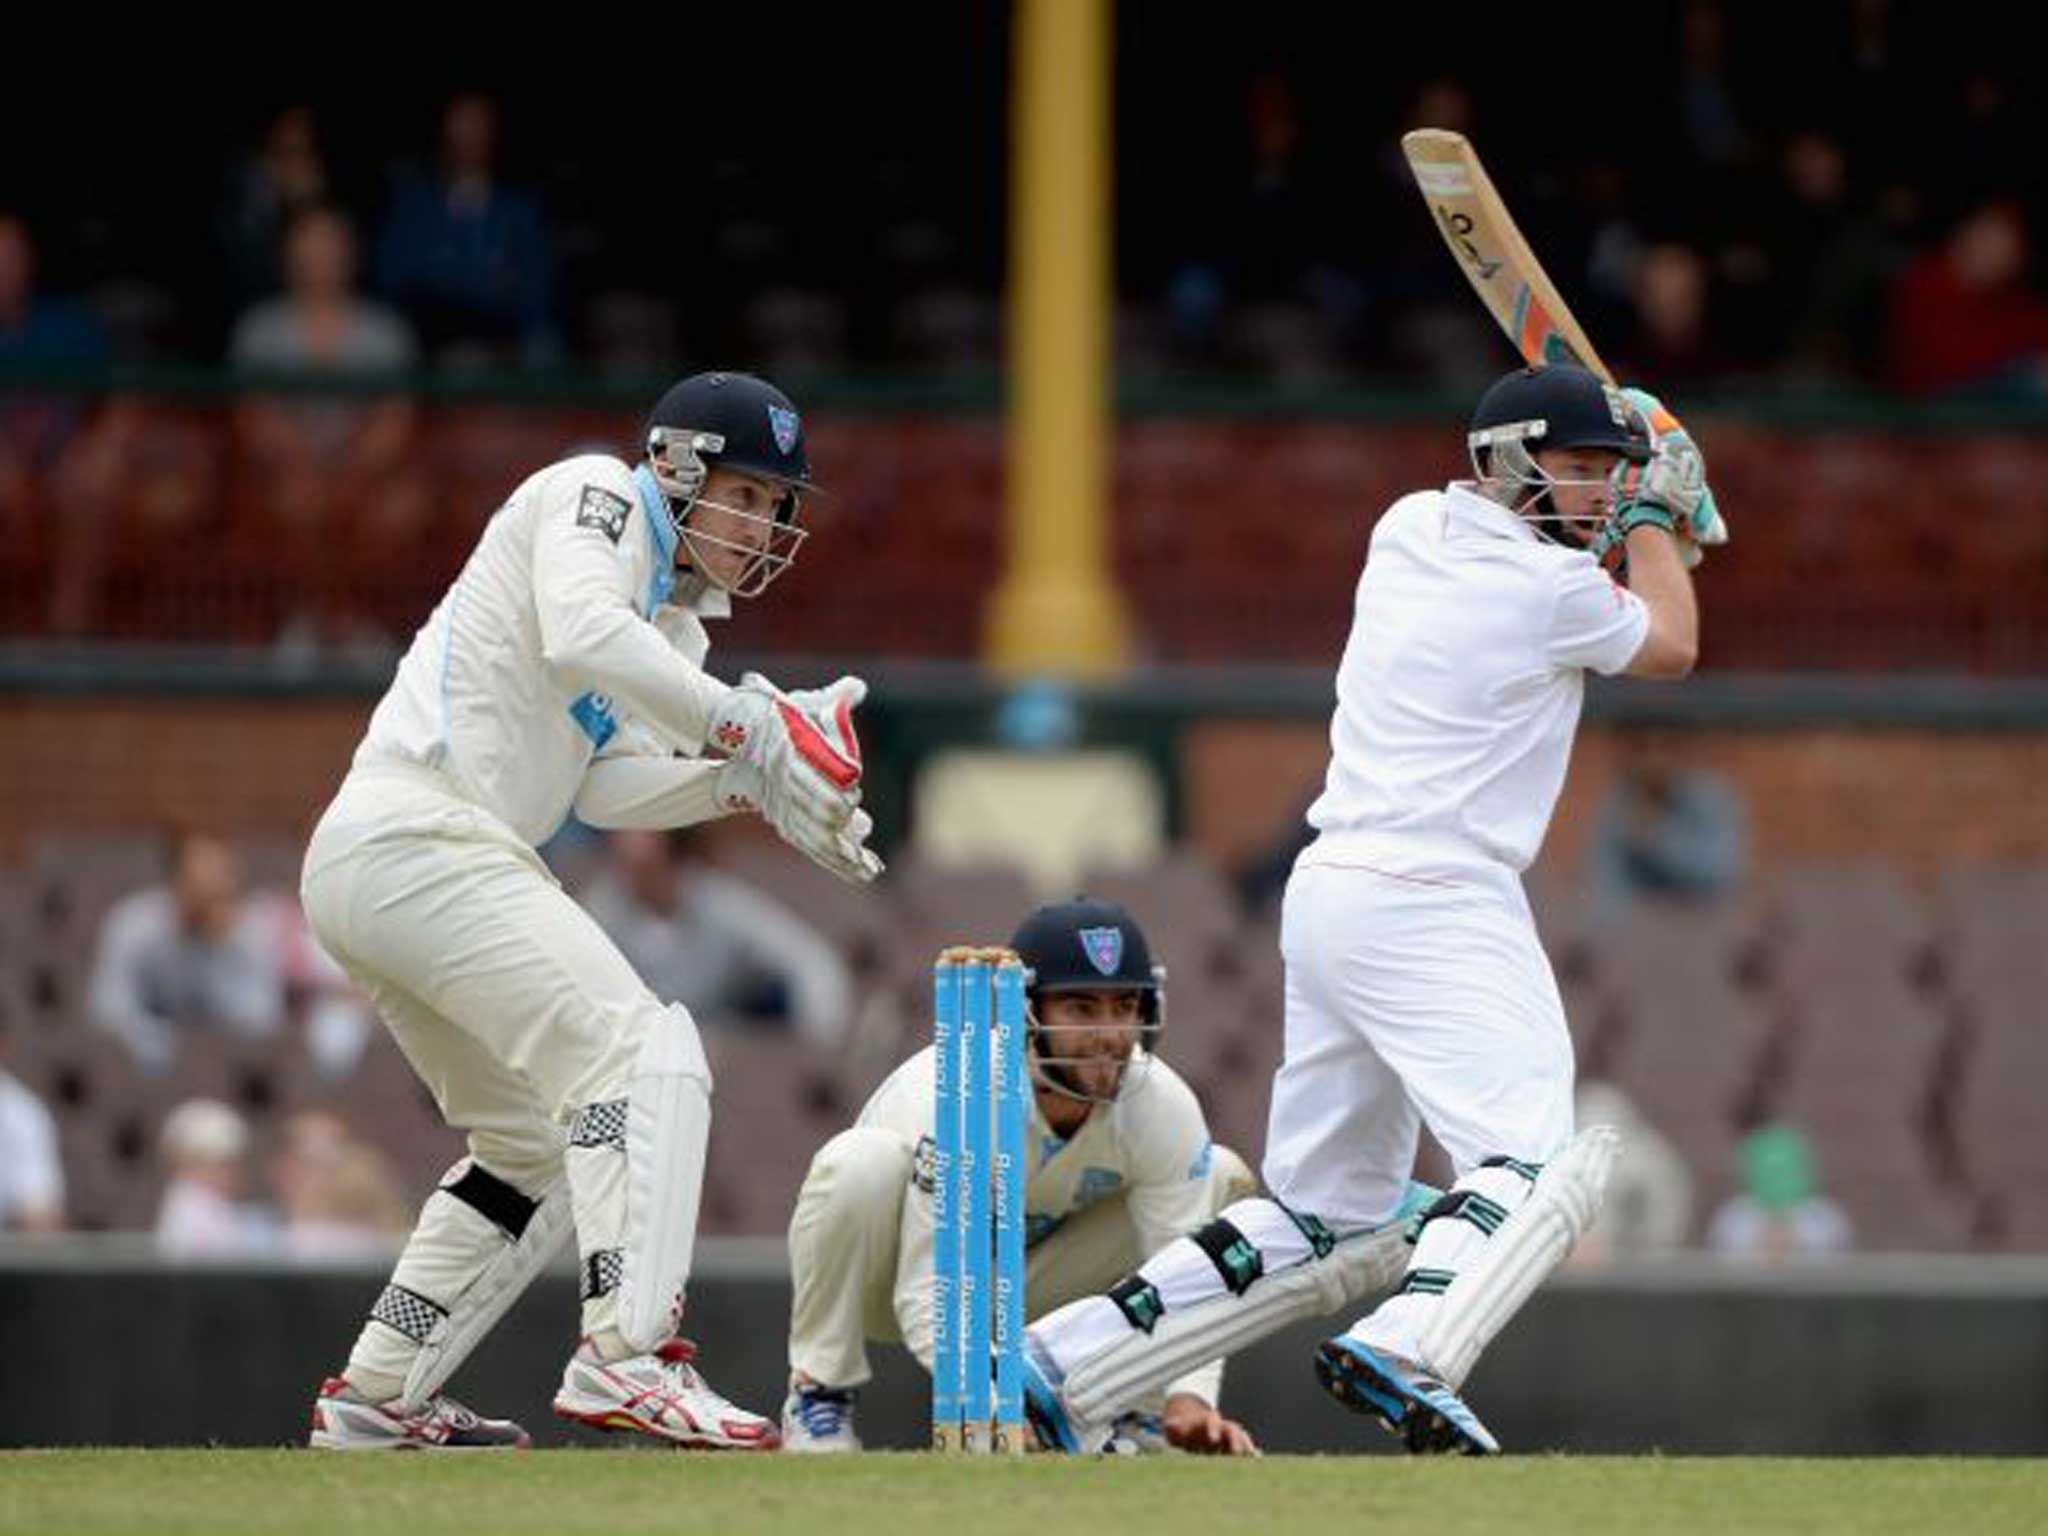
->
xmin=576 ymin=484 xmax=631 ymax=544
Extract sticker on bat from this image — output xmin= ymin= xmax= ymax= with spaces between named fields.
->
xmin=1436 ymin=207 xmax=1504 ymax=280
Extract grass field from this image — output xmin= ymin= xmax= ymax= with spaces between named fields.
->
xmin=3 ymin=1451 xmax=2045 ymax=1536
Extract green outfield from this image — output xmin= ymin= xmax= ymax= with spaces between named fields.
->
xmin=3 ymin=1451 xmax=2045 ymax=1536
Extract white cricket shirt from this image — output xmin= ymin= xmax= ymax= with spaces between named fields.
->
xmin=352 ymin=455 xmax=735 ymax=848
xmin=1304 ymin=483 xmax=1649 ymax=873
xmin=862 ymin=1046 xmax=1219 ymax=1258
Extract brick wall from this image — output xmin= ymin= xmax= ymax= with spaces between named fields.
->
xmin=7 ymin=697 xmax=2047 ymax=881
xmin=1 ymin=698 xmax=370 ymax=863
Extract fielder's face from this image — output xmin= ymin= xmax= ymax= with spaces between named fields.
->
xmin=1035 ymin=989 xmax=1144 ymax=1103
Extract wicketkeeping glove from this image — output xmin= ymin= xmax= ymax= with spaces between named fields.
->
xmin=709 ymin=673 xmax=881 ymax=884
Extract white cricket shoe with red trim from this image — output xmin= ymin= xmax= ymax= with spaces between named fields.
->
xmin=308 ymin=1377 xmax=532 ymax=1451
xmin=552 ymin=1338 xmax=781 ymax=1450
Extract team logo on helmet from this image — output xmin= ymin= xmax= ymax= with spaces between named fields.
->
xmin=768 ymin=404 xmax=801 ymax=456
xmin=1079 ymin=926 xmax=1124 ymax=977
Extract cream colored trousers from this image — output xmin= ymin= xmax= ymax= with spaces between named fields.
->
xmin=787 ymin=1124 xmax=1255 ymax=1391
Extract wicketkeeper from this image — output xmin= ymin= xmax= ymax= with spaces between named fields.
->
xmin=781 ymin=898 xmax=1270 ymax=1455
xmin=303 ymin=370 xmax=882 ymax=1451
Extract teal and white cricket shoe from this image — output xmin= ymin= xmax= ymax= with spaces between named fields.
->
xmin=1020 ymin=1347 xmax=1082 ymax=1453
xmin=780 ymin=1383 xmax=860 ymax=1453
xmin=1313 ymin=1336 xmax=1500 ymax=1456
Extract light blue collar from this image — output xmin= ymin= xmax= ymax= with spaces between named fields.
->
xmin=633 ymin=464 xmax=678 ymax=614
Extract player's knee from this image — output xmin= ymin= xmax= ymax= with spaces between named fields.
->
xmin=806 ymin=1126 xmax=912 ymax=1215
xmin=555 ymin=1001 xmax=711 ymax=1120
xmin=454 ymin=1140 xmax=564 ymax=1208
xmin=438 ymin=1156 xmax=556 ymax=1238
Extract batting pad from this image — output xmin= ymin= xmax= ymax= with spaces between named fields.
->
xmin=1415 ymin=1124 xmax=1619 ymax=1391
xmin=398 ymin=1165 xmax=573 ymax=1411
xmin=1050 ymin=1194 xmax=1420 ymax=1429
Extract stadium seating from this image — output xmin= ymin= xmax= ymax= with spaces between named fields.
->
xmin=6 ymin=832 xmax=2047 ymax=1251
xmin=11 ymin=403 xmax=2048 ymax=671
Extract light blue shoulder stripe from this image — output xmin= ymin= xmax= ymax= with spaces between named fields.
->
xmin=633 ymin=464 xmax=677 ymax=616
xmin=434 ymin=582 xmax=465 ymax=764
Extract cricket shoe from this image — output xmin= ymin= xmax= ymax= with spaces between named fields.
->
xmin=553 ymin=1337 xmax=781 ymax=1450
xmin=1312 ymin=1336 xmax=1500 ymax=1456
xmin=780 ymin=1383 xmax=861 ymax=1452
xmin=308 ymin=1377 xmax=531 ymax=1451
xmin=1019 ymin=1345 xmax=1083 ymax=1453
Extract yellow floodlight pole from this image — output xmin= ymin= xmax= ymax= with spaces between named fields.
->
xmin=986 ymin=0 xmax=1129 ymax=680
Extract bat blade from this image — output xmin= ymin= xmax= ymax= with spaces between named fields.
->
xmin=1400 ymin=128 xmax=1613 ymax=383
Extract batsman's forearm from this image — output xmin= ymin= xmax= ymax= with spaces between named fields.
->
xmin=1624 ymin=527 xmax=1699 ymax=677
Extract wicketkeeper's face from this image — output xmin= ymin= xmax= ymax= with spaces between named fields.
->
xmin=1034 ymin=989 xmax=1144 ymax=1102
xmin=678 ymin=466 xmax=807 ymax=596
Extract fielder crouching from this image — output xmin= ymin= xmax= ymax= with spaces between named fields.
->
xmin=302 ymin=371 xmax=883 ymax=1452
xmin=782 ymin=899 xmax=1263 ymax=1455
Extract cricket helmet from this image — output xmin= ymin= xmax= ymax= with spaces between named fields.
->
xmin=1467 ymin=363 xmax=1651 ymax=547
xmin=643 ymin=370 xmax=816 ymax=597
xmin=1010 ymin=896 xmax=1166 ymax=1105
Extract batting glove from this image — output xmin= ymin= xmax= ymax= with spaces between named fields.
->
xmin=1612 ymin=387 xmax=1730 ymax=564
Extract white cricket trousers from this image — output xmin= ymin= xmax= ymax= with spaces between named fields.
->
xmin=787 ymin=1126 xmax=1255 ymax=1391
xmin=1261 ymin=849 xmax=1576 ymax=1230
xmin=302 ymin=760 xmax=688 ymax=1353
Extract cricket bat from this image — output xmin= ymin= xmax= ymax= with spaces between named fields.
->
xmin=1400 ymin=127 xmax=1616 ymax=383
xmin=1402 ymin=126 xmax=1726 ymax=553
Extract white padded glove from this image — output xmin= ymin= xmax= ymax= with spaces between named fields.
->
xmin=708 ymin=673 xmax=881 ymax=885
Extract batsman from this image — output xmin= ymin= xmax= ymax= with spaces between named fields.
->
xmin=1019 ymin=364 xmax=1720 ymax=1456
xmin=782 ymin=898 xmax=1294 ymax=1455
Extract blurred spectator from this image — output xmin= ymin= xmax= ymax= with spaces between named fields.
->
xmin=231 ymin=205 xmax=426 ymax=655
xmin=1761 ymin=129 xmax=1902 ymax=382
xmin=1619 ymin=243 xmax=1735 ymax=385
xmin=0 ymin=213 xmax=109 ymax=375
xmin=155 ymin=1098 xmax=273 ymax=1260
xmin=215 ymin=105 xmax=334 ymax=315
xmin=1706 ymin=1124 xmax=1852 ymax=1260
xmin=1164 ymin=70 xmax=1359 ymax=378
xmin=579 ymin=828 xmax=855 ymax=1052
xmin=270 ymin=1108 xmax=408 ymax=1262
xmin=1675 ymin=0 xmax=1753 ymax=172
xmin=1376 ymin=78 xmax=1500 ymax=382
xmin=1 ymin=213 xmax=111 ymax=513
xmin=1587 ymin=729 xmax=1748 ymax=924
xmin=231 ymin=206 xmax=419 ymax=383
xmin=88 ymin=830 xmax=287 ymax=1073
xmin=373 ymin=91 xmax=557 ymax=368
xmin=1567 ymin=1080 xmax=1694 ymax=1265
xmin=1885 ymin=198 xmax=2048 ymax=397
xmin=0 ymin=1020 xmax=64 ymax=1233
